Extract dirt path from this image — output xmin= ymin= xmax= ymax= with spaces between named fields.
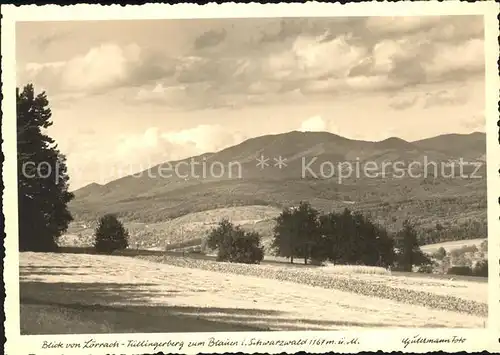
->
xmin=20 ymin=252 xmax=486 ymax=334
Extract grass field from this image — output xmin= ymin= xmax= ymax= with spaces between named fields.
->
xmin=20 ymin=252 xmax=487 ymax=334
xmin=420 ymin=238 xmax=487 ymax=254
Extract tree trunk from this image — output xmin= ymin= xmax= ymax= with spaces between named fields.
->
xmin=304 ymin=243 xmax=311 ymax=265
xmin=290 ymin=255 xmax=294 ymax=264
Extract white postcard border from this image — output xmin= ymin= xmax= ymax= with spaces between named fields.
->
xmin=2 ymin=2 xmax=500 ymax=354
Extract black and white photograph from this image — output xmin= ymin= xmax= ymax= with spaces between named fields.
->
xmin=3 ymin=2 xmax=500 ymax=354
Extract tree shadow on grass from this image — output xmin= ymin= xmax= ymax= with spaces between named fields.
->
xmin=20 ymin=279 xmax=277 ymax=335
xmin=20 ymin=262 xmax=282 ymax=334
xmin=19 ymin=264 xmax=96 ymax=277
xmin=19 ymin=263 xmax=454 ymax=335
xmin=23 ymin=265 xmax=94 ymax=269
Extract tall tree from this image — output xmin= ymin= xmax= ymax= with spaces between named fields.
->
xmin=335 ymin=208 xmax=357 ymax=263
xmin=316 ymin=212 xmax=341 ymax=263
xmin=272 ymin=201 xmax=320 ymax=264
xmin=373 ymin=225 xmax=395 ymax=268
xmin=320 ymin=209 xmax=394 ymax=267
xmin=17 ymin=84 xmax=74 ymax=251
xmin=395 ymin=219 xmax=430 ymax=271
xmin=272 ymin=207 xmax=296 ymax=263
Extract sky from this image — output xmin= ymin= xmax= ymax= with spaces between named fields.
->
xmin=16 ymin=16 xmax=485 ymax=190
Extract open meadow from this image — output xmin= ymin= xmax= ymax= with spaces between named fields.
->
xmin=19 ymin=252 xmax=487 ymax=334
xmin=420 ymin=238 xmax=487 ymax=254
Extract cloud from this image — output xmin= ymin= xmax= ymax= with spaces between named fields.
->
xmin=247 ymin=80 xmax=283 ymax=95
xmin=371 ymin=38 xmax=431 ymax=75
xmin=129 ymin=20 xmax=484 ymax=110
xmin=194 ymin=29 xmax=227 ymax=50
xmin=301 ymin=75 xmax=404 ymax=94
xmin=298 ymin=115 xmax=327 ymax=132
xmin=422 ymin=38 xmax=484 ymax=80
xmin=134 ymin=83 xmax=188 ymax=105
xmin=388 ymin=84 xmax=472 ymax=111
xmin=18 ymin=16 xmax=485 ymax=111
xmin=61 ymin=124 xmax=246 ymax=187
xmin=257 ymin=17 xmax=362 ymax=44
xmin=419 ymin=16 xmax=484 ymax=41
xmin=264 ymin=33 xmax=368 ymax=82
xmin=131 ymin=80 xmax=243 ymax=110
xmin=20 ymin=43 xmax=176 ymax=96
xmin=32 ymin=30 xmax=71 ymax=52
xmin=104 ymin=124 xmax=248 ymax=174
xmin=62 ymin=44 xmax=142 ymax=92
xmin=345 ymin=35 xmax=484 ymax=91
xmin=423 ymin=88 xmax=468 ymax=108
xmin=365 ymin=16 xmax=444 ymax=36
xmin=245 ymin=32 xmax=396 ymax=96
xmin=21 ymin=61 xmax=66 ymax=91
xmin=460 ymin=113 xmax=485 ymax=132
xmin=64 ymin=123 xmax=247 ymax=185
xmin=161 ymin=124 xmax=246 ymax=153
xmin=352 ymin=36 xmax=434 ymax=88
xmin=258 ymin=18 xmax=301 ymax=44
xmin=297 ymin=115 xmax=343 ymax=136
xmin=389 ymin=95 xmax=419 ymax=110
xmin=176 ymin=56 xmax=225 ymax=83
xmin=253 ymin=17 xmax=484 ymax=98
xmin=115 ymin=127 xmax=175 ymax=164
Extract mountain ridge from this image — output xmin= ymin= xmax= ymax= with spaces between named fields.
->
xmin=69 ymin=130 xmax=487 ymax=237
xmin=74 ymin=130 xmax=486 ymax=196
xmin=73 ymin=130 xmax=486 ymax=193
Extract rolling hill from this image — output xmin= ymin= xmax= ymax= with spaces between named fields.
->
xmin=413 ymin=132 xmax=487 ymax=160
xmin=67 ymin=130 xmax=487 ymax=248
xmin=61 ymin=205 xmax=281 ymax=251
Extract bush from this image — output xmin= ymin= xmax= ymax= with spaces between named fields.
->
xmin=473 ymin=259 xmax=488 ymax=277
xmin=207 ymin=219 xmax=264 ymax=264
xmin=417 ymin=264 xmax=434 ymax=273
xmin=447 ymin=266 xmax=473 ymax=276
xmin=94 ymin=214 xmax=129 ymax=254
xmin=433 ymin=247 xmax=446 ymax=260
xmin=450 ymin=244 xmax=478 ymax=258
